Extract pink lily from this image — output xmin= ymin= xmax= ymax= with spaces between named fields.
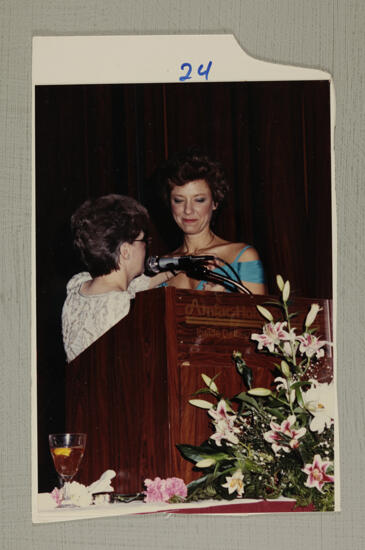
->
xmin=251 ymin=322 xmax=294 ymax=353
xmin=208 ymin=400 xmax=240 ymax=446
xmin=296 ymin=333 xmax=329 ymax=359
xmin=302 ymin=454 xmax=334 ymax=492
xmin=264 ymin=415 xmax=306 ymax=455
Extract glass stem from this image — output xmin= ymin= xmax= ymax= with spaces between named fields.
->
xmin=62 ymin=480 xmax=71 ymax=500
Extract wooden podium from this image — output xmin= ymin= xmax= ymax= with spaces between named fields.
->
xmin=66 ymin=287 xmax=332 ymax=493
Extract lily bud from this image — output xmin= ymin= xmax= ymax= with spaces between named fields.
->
xmin=248 ymin=387 xmax=272 ymax=397
xmin=256 ymin=305 xmax=274 ymax=322
xmin=189 ymin=399 xmax=213 ymax=409
xmin=305 ymin=303 xmax=321 ymax=328
xmin=282 ymin=280 xmax=290 ymax=302
xmin=196 ymin=458 xmax=216 ymax=468
xmin=276 ymin=274 xmax=284 ymax=291
xmin=201 ymin=374 xmax=218 ymax=393
xmin=281 ymin=360 xmax=291 ymax=378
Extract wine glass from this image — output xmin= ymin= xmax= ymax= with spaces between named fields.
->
xmin=49 ymin=433 xmax=87 ymax=505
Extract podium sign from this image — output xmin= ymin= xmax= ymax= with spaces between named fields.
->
xmin=66 ymin=287 xmax=332 ymax=493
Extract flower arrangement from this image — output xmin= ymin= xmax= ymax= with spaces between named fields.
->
xmin=177 ymin=276 xmax=335 ymax=511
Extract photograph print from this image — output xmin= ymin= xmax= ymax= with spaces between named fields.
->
xmin=34 ymin=77 xmax=335 ymax=518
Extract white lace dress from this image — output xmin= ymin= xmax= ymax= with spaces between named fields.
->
xmin=62 ymin=272 xmax=150 ymax=363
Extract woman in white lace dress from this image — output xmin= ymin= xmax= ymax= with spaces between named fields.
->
xmin=62 ymin=194 xmax=169 ymax=362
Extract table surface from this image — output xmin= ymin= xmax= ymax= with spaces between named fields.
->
xmin=34 ymin=493 xmax=315 ymax=523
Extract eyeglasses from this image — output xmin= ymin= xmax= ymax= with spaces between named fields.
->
xmin=133 ymin=236 xmax=152 ymax=245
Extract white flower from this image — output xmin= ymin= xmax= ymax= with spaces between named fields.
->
xmin=68 ymin=481 xmax=93 ymax=507
xmin=302 ymin=381 xmax=335 ymax=434
xmin=222 ymin=470 xmax=244 ymax=497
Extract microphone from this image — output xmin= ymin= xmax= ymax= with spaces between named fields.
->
xmin=145 ymin=254 xmax=215 ymax=274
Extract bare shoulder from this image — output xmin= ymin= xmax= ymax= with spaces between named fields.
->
xmin=236 ymin=244 xmax=260 ymax=262
xmin=217 ymin=242 xmax=260 ymax=263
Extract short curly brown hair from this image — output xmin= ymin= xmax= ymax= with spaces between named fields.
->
xmin=71 ymin=194 xmax=149 ymax=277
xmin=160 ymin=148 xmax=230 ymax=209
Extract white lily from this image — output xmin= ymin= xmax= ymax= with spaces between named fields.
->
xmin=222 ymin=470 xmax=244 ymax=497
xmin=302 ymin=381 xmax=335 ymax=434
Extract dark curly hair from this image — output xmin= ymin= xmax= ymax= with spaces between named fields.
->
xmin=71 ymin=194 xmax=149 ymax=277
xmin=160 ymin=148 xmax=230 ymax=209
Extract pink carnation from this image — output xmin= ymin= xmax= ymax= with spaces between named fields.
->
xmin=143 ymin=476 xmax=187 ymax=503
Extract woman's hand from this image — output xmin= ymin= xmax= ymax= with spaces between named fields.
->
xmin=201 ymin=281 xmax=227 ymax=292
xmin=147 ymin=270 xmax=176 ymax=289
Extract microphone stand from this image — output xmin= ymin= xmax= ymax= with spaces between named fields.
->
xmin=186 ymin=265 xmax=253 ymax=295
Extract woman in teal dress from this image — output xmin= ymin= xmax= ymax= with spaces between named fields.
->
xmin=158 ymin=149 xmax=267 ymax=295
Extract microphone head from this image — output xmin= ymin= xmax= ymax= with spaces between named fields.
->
xmin=145 ymin=255 xmax=160 ymax=275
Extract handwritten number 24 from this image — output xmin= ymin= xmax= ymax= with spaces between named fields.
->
xmin=179 ymin=61 xmax=212 ymax=82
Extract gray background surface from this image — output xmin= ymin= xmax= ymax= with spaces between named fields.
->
xmin=1 ymin=1 xmax=363 ymax=548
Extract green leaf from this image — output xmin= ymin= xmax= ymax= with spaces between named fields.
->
xmin=189 ymin=398 xmax=213 ymax=409
xmin=262 ymin=300 xmax=282 ymax=308
xmin=176 ymin=444 xmax=230 ymax=464
xmin=201 ymin=374 xmax=218 ymax=393
xmin=243 ymin=458 xmax=264 ymax=473
xmin=191 ymin=387 xmax=216 ymax=397
xmin=186 ymin=475 xmax=211 ymax=497
xmin=290 ymin=381 xmax=311 ymax=390
xmin=176 ymin=444 xmax=211 ymax=463
xmin=265 ymin=407 xmax=285 ymax=421
xmin=295 ymin=386 xmax=305 ymax=408
xmin=235 ymin=392 xmax=260 ymax=410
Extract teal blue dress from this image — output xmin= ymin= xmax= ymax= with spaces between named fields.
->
xmin=158 ymin=245 xmax=265 ymax=292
